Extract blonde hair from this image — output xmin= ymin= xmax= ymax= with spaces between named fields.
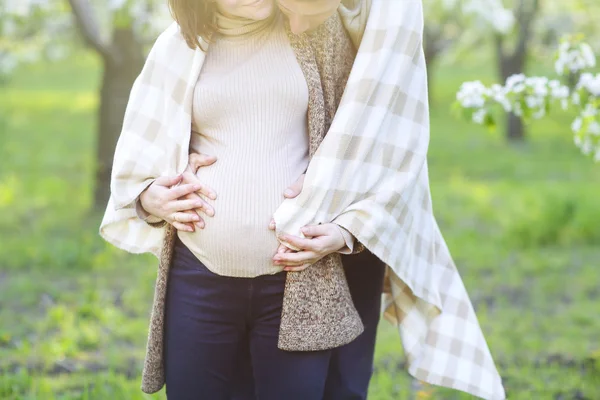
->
xmin=168 ymin=0 xmax=217 ymax=50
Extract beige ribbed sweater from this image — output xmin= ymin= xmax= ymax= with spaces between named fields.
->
xmin=177 ymin=11 xmax=353 ymax=277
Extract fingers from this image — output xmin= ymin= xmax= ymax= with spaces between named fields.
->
xmin=170 ymin=210 xmax=208 ymax=231
xmin=172 ymin=221 xmax=195 ymax=232
xmin=181 ymin=169 xmax=217 ymax=200
xmin=269 ymin=218 xmax=276 ymax=230
xmin=273 ymin=250 xmax=316 ymax=266
xmin=276 ymin=244 xmax=292 ymax=254
xmin=283 ymin=264 xmax=311 ymax=272
xmin=154 ymin=174 xmax=183 ymax=187
xmin=279 ymin=233 xmax=317 ymax=252
xmin=284 ymin=173 xmax=305 ymax=198
xmin=300 ymin=224 xmax=330 ymax=238
xmin=171 ymin=211 xmax=202 ymax=224
xmin=170 ymin=197 xmax=215 ymax=217
xmin=188 ymin=152 xmax=217 ymax=173
xmin=166 ymin=183 xmax=204 ymax=201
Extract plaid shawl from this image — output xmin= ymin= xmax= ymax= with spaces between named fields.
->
xmin=273 ymin=1 xmax=506 ymax=399
xmin=99 ymin=0 xmax=505 ymax=398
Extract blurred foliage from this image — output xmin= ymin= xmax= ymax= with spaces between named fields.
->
xmin=0 ymin=49 xmax=599 ymax=399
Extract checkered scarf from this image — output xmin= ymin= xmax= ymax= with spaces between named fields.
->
xmin=99 ymin=0 xmax=505 ymax=398
xmin=99 ymin=23 xmax=205 ymax=257
xmin=273 ymin=1 xmax=506 ymax=399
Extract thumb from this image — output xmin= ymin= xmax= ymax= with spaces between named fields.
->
xmin=154 ymin=174 xmax=183 ymax=187
xmin=284 ymin=173 xmax=305 ymax=198
xmin=300 ymin=223 xmax=328 ymax=238
xmin=189 ymin=152 xmax=217 ymax=173
xmin=269 ymin=218 xmax=276 ymax=230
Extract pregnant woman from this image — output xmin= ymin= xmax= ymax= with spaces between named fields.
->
xmin=142 ymin=1 xmax=363 ymax=398
xmin=100 ymin=0 xmax=506 ymax=399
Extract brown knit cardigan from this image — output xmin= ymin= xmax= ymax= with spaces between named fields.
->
xmin=140 ymin=14 xmax=366 ymax=394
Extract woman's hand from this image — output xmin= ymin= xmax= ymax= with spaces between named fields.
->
xmin=272 ymin=223 xmax=346 ymax=272
xmin=176 ymin=152 xmax=218 ymax=229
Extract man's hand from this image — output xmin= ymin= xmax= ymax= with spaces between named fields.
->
xmin=139 ymin=175 xmax=207 ymax=232
xmin=272 ymin=223 xmax=346 ymax=272
xmin=139 ymin=152 xmax=218 ymax=232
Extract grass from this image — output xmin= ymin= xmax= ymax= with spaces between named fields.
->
xmin=0 ymin=51 xmax=599 ymax=399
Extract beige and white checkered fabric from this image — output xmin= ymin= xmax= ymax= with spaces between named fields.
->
xmin=273 ymin=1 xmax=506 ymax=399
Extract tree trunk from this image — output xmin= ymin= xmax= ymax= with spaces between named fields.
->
xmin=494 ymin=0 xmax=540 ymax=142
xmin=94 ymin=27 xmax=145 ymax=210
xmin=498 ymin=51 xmax=527 ymax=141
xmin=506 ymin=112 xmax=525 ymax=141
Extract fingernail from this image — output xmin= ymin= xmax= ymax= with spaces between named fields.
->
xmin=196 ymin=222 xmax=204 ymax=229
xmin=193 ymin=185 xmax=202 ymax=190
xmin=209 ymin=193 xmax=217 ymax=200
xmin=284 ymin=189 xmax=293 ymax=196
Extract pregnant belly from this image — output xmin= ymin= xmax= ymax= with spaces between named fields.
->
xmin=176 ymin=203 xmax=284 ymax=277
xmin=176 ymin=152 xmax=305 ymax=277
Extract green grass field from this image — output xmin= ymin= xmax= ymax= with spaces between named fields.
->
xmin=0 ymin=52 xmax=599 ymax=399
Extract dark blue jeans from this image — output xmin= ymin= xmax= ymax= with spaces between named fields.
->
xmin=164 ymin=237 xmax=386 ymax=400
xmin=164 ymin=237 xmax=331 ymax=400
xmin=231 ymin=249 xmax=386 ymax=400
xmin=324 ymin=250 xmax=386 ymax=399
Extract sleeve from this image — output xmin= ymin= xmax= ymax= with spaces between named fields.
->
xmin=333 ymin=222 xmax=365 ymax=255
xmin=135 ymin=195 xmax=167 ymax=228
xmin=334 ymin=223 xmax=355 ymax=254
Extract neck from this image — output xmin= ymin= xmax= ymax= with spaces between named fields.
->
xmin=215 ymin=9 xmax=278 ymax=38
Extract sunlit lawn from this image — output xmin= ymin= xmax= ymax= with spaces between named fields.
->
xmin=0 ymin=52 xmax=599 ymax=399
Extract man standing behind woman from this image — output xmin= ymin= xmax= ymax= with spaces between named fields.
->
xmin=133 ymin=0 xmax=385 ymax=399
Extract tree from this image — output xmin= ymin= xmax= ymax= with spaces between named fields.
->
xmin=1 ymin=0 xmax=170 ymax=210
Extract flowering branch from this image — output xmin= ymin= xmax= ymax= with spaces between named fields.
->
xmin=455 ymin=35 xmax=600 ymax=161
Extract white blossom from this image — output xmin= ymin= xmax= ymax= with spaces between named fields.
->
xmin=472 ymin=108 xmax=487 ymax=124
xmin=582 ymin=103 xmax=599 ymax=118
xmin=571 ymin=117 xmax=583 ymax=133
xmin=456 ymin=80 xmax=488 ymax=108
xmin=461 ymin=0 xmax=515 ymax=34
xmin=555 ymin=39 xmax=597 ymax=76
xmin=456 ymin=34 xmax=600 ymax=162
xmin=577 ymin=73 xmax=600 ymax=97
